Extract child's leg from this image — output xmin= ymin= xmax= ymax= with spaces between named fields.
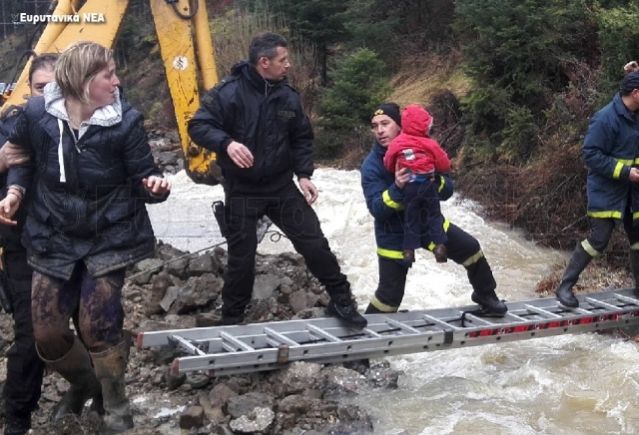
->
xmin=417 ymin=180 xmax=447 ymax=245
xmin=402 ymin=182 xmax=423 ymax=251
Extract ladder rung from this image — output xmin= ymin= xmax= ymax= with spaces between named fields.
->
xmin=220 ymin=331 xmax=254 ymax=352
xmin=462 ymin=313 xmax=495 ymax=326
xmin=614 ymin=293 xmax=639 ymax=306
xmin=363 ymin=327 xmax=382 ymax=338
xmin=385 ymin=318 xmax=421 ymax=333
xmin=168 ymin=334 xmax=206 ymax=356
xmin=307 ymin=324 xmax=341 ymax=342
xmin=524 ymin=304 xmax=562 ymax=318
xmin=574 ymin=307 xmax=594 ymax=315
xmin=264 ymin=327 xmax=299 ymax=347
xmin=423 ymin=314 xmax=459 ymax=330
xmin=584 ymin=297 xmax=622 ymax=311
xmin=503 ymin=312 xmax=528 ymax=322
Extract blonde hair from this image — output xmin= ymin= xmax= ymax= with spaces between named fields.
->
xmin=55 ymin=41 xmax=113 ymax=103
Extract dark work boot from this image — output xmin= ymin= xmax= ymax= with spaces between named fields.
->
xmin=471 ymin=289 xmax=507 ymax=317
xmin=38 ymin=337 xmax=103 ymax=422
xmin=218 ymin=313 xmax=244 ymax=326
xmin=91 ymin=340 xmax=134 ymax=434
xmin=556 ymin=243 xmax=592 ymax=308
xmin=327 ymin=294 xmax=368 ymax=328
xmin=4 ymin=414 xmax=30 ymax=435
xmin=630 ymin=250 xmax=639 ymax=298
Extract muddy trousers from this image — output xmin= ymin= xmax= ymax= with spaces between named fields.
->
xmin=2 ymin=249 xmax=44 ymax=420
xmin=367 ymin=223 xmax=496 ymax=313
xmin=403 ymin=178 xmax=447 ymax=250
xmin=222 ymin=182 xmax=351 ymax=318
xmin=31 ymin=263 xmax=125 ymax=359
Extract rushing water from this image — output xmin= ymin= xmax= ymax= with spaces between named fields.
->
xmin=147 ymin=168 xmax=639 ymax=435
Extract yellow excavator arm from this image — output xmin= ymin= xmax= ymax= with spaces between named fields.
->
xmin=1 ymin=0 xmax=220 ymax=185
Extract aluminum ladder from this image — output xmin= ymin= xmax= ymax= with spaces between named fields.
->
xmin=137 ymin=288 xmax=639 ymax=377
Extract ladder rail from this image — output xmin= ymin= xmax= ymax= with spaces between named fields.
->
xmin=137 ymin=288 xmax=639 ymax=376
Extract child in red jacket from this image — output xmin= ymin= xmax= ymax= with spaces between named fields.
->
xmin=383 ymin=104 xmax=451 ymax=264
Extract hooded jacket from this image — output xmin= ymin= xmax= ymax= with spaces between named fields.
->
xmin=383 ymin=104 xmax=451 ymax=175
xmin=7 ymin=83 xmax=167 ymax=279
xmin=361 ymin=141 xmax=454 ymax=259
xmin=188 ymin=61 xmax=314 ymax=194
xmin=582 ymin=93 xmax=639 ymax=220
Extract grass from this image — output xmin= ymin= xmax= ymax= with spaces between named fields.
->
xmin=388 ymin=49 xmax=470 ymax=106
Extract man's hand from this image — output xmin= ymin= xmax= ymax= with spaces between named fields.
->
xmin=394 ymin=167 xmax=411 ymax=189
xmin=298 ymin=177 xmax=318 ymax=205
xmin=0 ymin=192 xmax=21 ymax=226
xmin=630 ymin=168 xmax=639 ymax=183
xmin=142 ymin=176 xmax=171 ymax=197
xmin=0 ymin=142 xmax=29 ymax=174
xmin=227 ymin=141 xmax=254 ymax=168
xmin=624 ymin=61 xmax=639 ymax=74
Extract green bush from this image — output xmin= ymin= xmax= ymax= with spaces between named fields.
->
xmin=596 ymin=4 xmax=639 ymax=95
xmin=316 ymin=48 xmax=390 ymax=158
xmin=455 ymin=0 xmax=597 ymax=161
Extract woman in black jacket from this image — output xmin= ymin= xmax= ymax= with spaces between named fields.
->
xmin=0 ymin=41 xmax=170 ymax=434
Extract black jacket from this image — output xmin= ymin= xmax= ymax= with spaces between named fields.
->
xmin=8 ymin=89 xmax=167 ymax=279
xmin=0 ymin=109 xmax=28 ymax=252
xmin=188 ymin=61 xmax=314 ymax=194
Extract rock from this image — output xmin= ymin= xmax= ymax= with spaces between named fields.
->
xmin=366 ymin=361 xmax=402 ymax=389
xmin=208 ymin=383 xmax=238 ymax=409
xmin=179 ymin=406 xmax=205 ymax=429
xmin=293 ymin=307 xmax=327 ymax=320
xmin=272 ymin=362 xmax=322 ymax=396
xmin=229 ymin=407 xmax=274 ymax=433
xmin=277 ymin=394 xmax=314 ymax=414
xmin=321 ymin=366 xmax=366 ymax=398
xmin=130 ymin=258 xmax=165 ymax=285
xmin=226 ymin=392 xmax=274 ymax=418
xmin=145 ymin=273 xmax=172 ymax=315
xmin=171 ymin=273 xmax=222 ymax=314
xmin=253 ymin=273 xmax=280 ymax=300
xmin=195 ymin=312 xmax=222 ymax=327
xmin=164 ymin=255 xmax=189 ymax=279
xmin=288 ymin=290 xmax=310 ymax=313
xmin=166 ymin=371 xmax=187 ymax=390
xmin=187 ymin=373 xmax=210 ymax=389
xmin=188 ymin=253 xmax=221 ymax=275
xmin=159 ymin=285 xmax=180 ymax=312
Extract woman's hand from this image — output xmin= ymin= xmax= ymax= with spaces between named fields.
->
xmin=142 ymin=176 xmax=171 ymax=197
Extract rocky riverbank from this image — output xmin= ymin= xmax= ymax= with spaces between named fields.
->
xmin=0 ymin=242 xmax=400 ymax=434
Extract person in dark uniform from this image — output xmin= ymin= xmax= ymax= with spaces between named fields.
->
xmin=188 ymin=32 xmax=367 ymax=328
xmin=0 ymin=53 xmax=57 ymax=435
xmin=555 ymin=72 xmax=639 ymax=308
xmin=361 ymin=103 xmax=508 ymax=316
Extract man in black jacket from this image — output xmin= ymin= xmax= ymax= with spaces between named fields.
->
xmin=188 ymin=32 xmax=366 ymax=328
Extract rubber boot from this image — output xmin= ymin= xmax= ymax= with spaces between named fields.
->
xmin=364 ymin=303 xmax=385 ymax=314
xmin=629 ymin=250 xmax=639 ymax=298
xmin=556 ymin=243 xmax=592 ymax=308
xmin=90 ymin=340 xmax=134 ymax=434
xmin=471 ymin=288 xmax=508 ymax=316
xmin=38 ymin=337 xmax=103 ymax=421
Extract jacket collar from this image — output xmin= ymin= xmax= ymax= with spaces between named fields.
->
xmin=43 ymin=82 xmax=123 ymax=131
xmin=232 ymin=60 xmax=286 ymax=96
xmin=373 ymin=141 xmax=387 ymax=156
xmin=613 ymin=92 xmax=636 ymax=122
